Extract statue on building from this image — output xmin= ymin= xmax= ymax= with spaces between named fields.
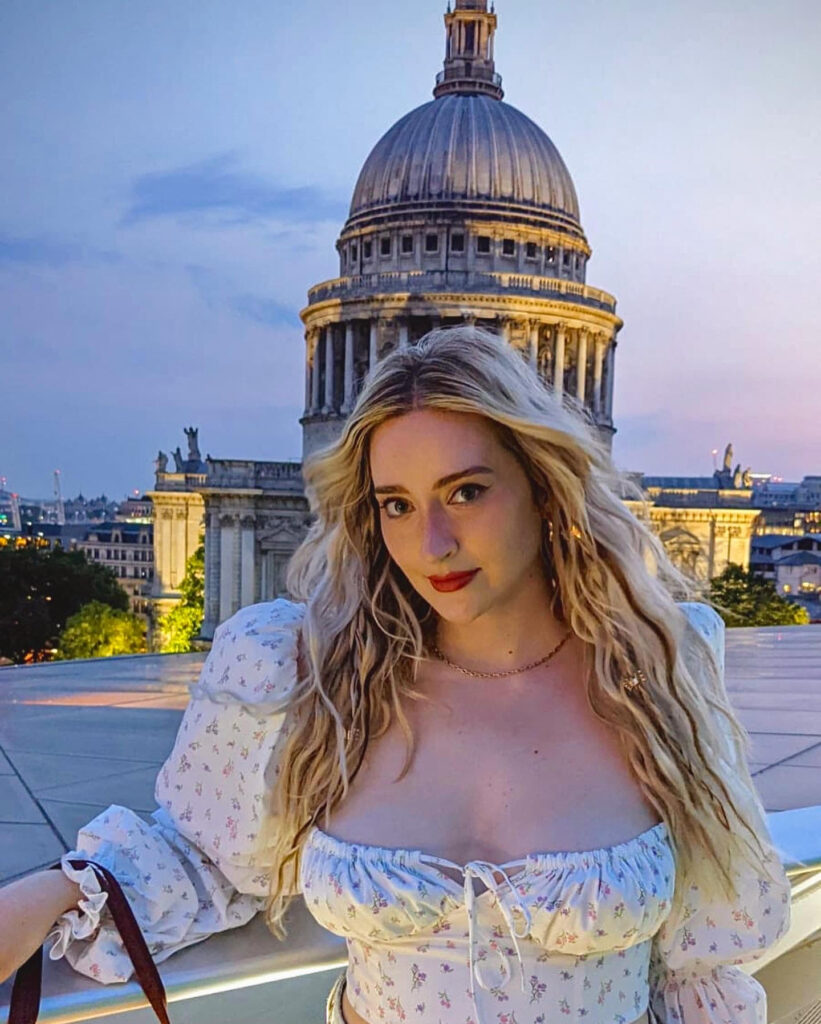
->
xmin=172 ymin=446 xmax=185 ymax=472
xmin=155 ymin=450 xmax=168 ymax=474
xmin=733 ymin=464 xmax=743 ymax=489
xmin=742 ymin=467 xmax=752 ymax=488
xmin=184 ymin=426 xmax=201 ymax=463
xmin=713 ymin=442 xmax=736 ymax=489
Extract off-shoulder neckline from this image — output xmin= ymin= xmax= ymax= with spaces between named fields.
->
xmin=306 ymin=819 xmax=670 ymax=878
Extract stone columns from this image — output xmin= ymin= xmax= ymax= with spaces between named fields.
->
xmin=342 ymin=321 xmax=355 ymax=412
xmin=309 ymin=329 xmax=320 ymax=414
xmin=203 ymin=509 xmax=221 ymax=637
xmin=157 ymin=510 xmax=171 ymax=593
xmin=219 ymin=514 xmax=236 ymax=623
xmin=398 ymin=320 xmax=409 ymax=350
xmin=529 ymin=321 xmax=539 ymax=370
xmin=240 ymin=516 xmax=256 ymax=607
xmin=369 ymin=319 xmax=379 ymax=370
xmin=323 ymin=325 xmax=334 ymax=412
xmin=593 ymin=334 xmax=606 ymax=416
xmin=304 ymin=344 xmax=311 ymax=413
xmin=554 ymin=323 xmax=566 ymax=395
xmin=604 ymin=344 xmax=616 ymax=420
xmin=576 ymin=328 xmax=588 ymax=403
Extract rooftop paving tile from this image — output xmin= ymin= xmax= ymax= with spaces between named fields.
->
xmin=0 ymin=775 xmax=47 ymax=824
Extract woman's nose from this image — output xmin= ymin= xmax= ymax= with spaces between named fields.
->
xmin=420 ymin=504 xmax=457 ymax=562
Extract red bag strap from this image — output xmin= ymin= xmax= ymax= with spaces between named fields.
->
xmin=8 ymin=859 xmax=170 ymax=1024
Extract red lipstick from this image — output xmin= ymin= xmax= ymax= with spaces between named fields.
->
xmin=427 ymin=569 xmax=480 ymax=592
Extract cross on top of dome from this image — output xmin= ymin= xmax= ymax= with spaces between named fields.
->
xmin=434 ymin=0 xmax=503 ymax=101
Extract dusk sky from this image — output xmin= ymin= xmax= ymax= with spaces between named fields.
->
xmin=2 ymin=0 xmax=819 ymax=500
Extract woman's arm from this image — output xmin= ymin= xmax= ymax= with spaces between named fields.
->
xmin=0 ymin=868 xmax=81 ymax=983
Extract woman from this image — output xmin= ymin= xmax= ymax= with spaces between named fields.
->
xmin=0 ymin=326 xmax=790 ymax=1024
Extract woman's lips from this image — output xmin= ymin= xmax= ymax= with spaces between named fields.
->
xmin=428 ymin=569 xmax=480 ymax=592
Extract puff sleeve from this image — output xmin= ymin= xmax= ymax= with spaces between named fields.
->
xmin=46 ymin=598 xmax=306 ymax=985
xmin=647 ymin=603 xmax=792 ymax=1023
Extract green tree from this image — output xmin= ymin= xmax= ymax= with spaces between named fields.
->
xmin=0 ymin=546 xmax=129 ymax=663
xmin=158 ymin=544 xmax=205 ymax=653
xmin=708 ymin=563 xmax=811 ymax=627
xmin=55 ymin=601 xmax=147 ymax=660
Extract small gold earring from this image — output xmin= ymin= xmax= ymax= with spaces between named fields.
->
xmin=623 ymin=669 xmax=646 ymax=693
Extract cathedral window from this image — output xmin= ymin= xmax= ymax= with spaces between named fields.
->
xmin=526 ymin=242 xmax=538 ymax=259
xmin=363 ymin=240 xmax=373 ymax=259
xmin=380 ymin=236 xmax=392 ymax=256
xmin=464 ymin=22 xmax=476 ymax=54
xmin=477 ymin=235 xmax=491 ymax=254
xmin=425 ymin=233 xmax=439 ymax=253
xmin=502 ymin=238 xmax=515 ymax=257
xmin=401 ymin=234 xmax=414 ymax=254
xmin=562 ymin=250 xmax=571 ymax=266
xmin=546 ymin=246 xmax=556 ymax=262
xmin=450 ymin=232 xmax=465 ymax=252
xmin=350 ymin=242 xmax=358 ymax=261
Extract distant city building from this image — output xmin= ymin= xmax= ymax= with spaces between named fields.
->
xmin=749 ymin=534 xmax=821 ymax=622
xmin=117 ymin=495 xmax=153 ymax=522
xmin=755 ymin=507 xmax=821 ymax=536
xmin=797 ymin=476 xmax=821 ymax=507
xmin=750 ymin=534 xmax=821 ymax=579
xmin=633 ymin=446 xmax=821 ymax=586
xmin=77 ymin=522 xmax=154 ymax=616
xmin=631 ymin=444 xmax=760 ymax=581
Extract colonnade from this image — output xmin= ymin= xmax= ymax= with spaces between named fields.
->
xmin=203 ymin=509 xmax=258 ymax=630
xmin=303 ymin=316 xmax=616 ymax=422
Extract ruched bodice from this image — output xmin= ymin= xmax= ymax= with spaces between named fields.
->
xmin=300 ymin=821 xmax=676 ymax=1024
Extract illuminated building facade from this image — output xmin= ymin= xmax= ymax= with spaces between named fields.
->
xmin=300 ymin=0 xmax=622 ymax=459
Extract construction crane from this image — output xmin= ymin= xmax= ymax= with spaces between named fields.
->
xmin=0 ymin=476 xmax=23 ymax=533
xmin=53 ymin=469 xmax=65 ymax=526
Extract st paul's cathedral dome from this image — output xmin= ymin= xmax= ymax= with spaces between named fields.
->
xmin=301 ymin=0 xmax=622 ymax=461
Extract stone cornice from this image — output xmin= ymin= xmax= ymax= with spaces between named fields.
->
xmin=302 ymin=293 xmax=622 ymax=335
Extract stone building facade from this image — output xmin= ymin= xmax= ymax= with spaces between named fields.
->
xmin=199 ymin=460 xmax=307 ymax=638
xmin=77 ymin=522 xmax=154 ymax=617
xmin=147 ymin=431 xmax=206 ymax=622
xmin=300 ymin=0 xmax=622 ymax=459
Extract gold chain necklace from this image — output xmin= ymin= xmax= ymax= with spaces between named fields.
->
xmin=431 ymin=630 xmax=573 ymax=679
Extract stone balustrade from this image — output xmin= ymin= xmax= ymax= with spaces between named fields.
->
xmin=307 ymin=269 xmax=617 ymax=313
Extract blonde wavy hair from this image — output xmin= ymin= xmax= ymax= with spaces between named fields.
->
xmin=259 ymin=325 xmax=780 ymax=940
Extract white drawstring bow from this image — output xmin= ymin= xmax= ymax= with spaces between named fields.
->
xmin=462 ymin=860 xmax=533 ymax=1022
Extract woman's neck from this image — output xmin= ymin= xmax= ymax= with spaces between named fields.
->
xmin=433 ymin=573 xmax=566 ymax=674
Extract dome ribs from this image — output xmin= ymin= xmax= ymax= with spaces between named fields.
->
xmin=345 ymin=98 xmax=584 ymax=232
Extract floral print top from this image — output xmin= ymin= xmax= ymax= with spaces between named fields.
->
xmin=48 ymin=599 xmax=791 ymax=1024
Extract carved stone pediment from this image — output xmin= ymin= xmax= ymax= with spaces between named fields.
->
xmin=257 ymin=520 xmax=306 ymax=551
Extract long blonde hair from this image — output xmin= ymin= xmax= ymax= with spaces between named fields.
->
xmin=259 ymin=325 xmax=780 ymax=939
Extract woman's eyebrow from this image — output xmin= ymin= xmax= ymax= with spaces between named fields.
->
xmin=372 ymin=465 xmax=494 ymax=495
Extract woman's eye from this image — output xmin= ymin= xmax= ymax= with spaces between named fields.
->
xmin=379 ymin=498 xmax=411 ymax=518
xmin=451 ymin=483 xmax=487 ymax=504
